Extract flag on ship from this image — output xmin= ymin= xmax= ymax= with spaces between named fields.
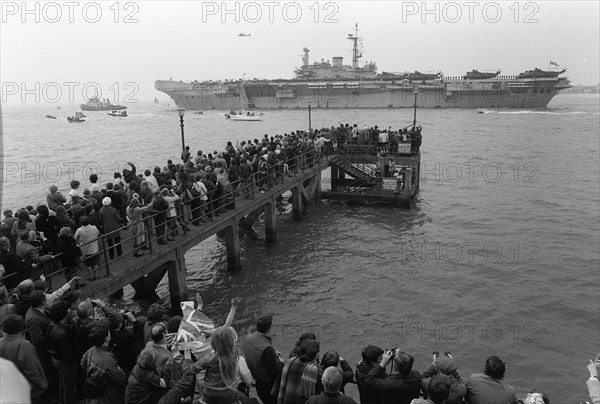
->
xmin=550 ymin=60 xmax=559 ymax=67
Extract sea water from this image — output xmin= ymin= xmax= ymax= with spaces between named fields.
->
xmin=1 ymin=94 xmax=599 ymax=402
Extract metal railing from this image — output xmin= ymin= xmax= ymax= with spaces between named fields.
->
xmin=341 ymin=141 xmax=419 ymax=157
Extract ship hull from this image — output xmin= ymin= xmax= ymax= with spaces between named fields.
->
xmin=155 ymin=77 xmax=569 ymax=110
xmin=80 ymin=105 xmax=127 ymax=111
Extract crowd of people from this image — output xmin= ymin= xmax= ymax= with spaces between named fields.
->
xmin=2 ymin=289 xmax=598 ymax=404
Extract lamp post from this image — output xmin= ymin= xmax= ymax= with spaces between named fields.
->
xmin=412 ymin=91 xmax=418 ymax=128
xmin=241 ymin=73 xmax=246 ymax=111
xmin=308 ymin=101 xmax=312 ymax=132
xmin=177 ymin=108 xmax=185 ymax=151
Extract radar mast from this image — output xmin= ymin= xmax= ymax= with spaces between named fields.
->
xmin=347 ymin=23 xmax=362 ymax=69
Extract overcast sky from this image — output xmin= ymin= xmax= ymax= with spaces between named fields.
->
xmin=1 ymin=1 xmax=598 ymax=104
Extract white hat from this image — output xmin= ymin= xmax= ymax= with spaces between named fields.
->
xmin=102 ymin=197 xmax=111 ymax=206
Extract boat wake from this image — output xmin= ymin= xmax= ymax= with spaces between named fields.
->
xmin=498 ymin=110 xmax=599 ymax=115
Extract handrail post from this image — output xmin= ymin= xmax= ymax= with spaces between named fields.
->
xmin=181 ymin=207 xmax=187 ymax=235
xmin=44 ymin=260 xmax=53 ymax=291
xmin=100 ymin=235 xmax=110 ymax=277
xmin=145 ymin=217 xmax=154 ymax=254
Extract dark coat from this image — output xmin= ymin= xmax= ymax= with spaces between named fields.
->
xmin=73 ymin=317 xmax=99 ymax=357
xmin=91 ymin=190 xmax=105 ymax=207
xmin=47 ymin=321 xmax=78 ymax=363
xmin=25 ymin=306 xmax=53 ymax=374
xmin=0 ymin=334 xmax=48 ymax=399
xmin=35 ymin=215 xmax=61 ymax=252
xmin=47 ymin=191 xmax=67 ymax=212
xmin=355 ymin=360 xmax=383 ymax=404
xmin=306 ymin=392 xmax=357 ymax=404
xmin=364 ymin=364 xmax=421 ymax=404
xmin=109 ymin=320 xmax=143 ymax=375
xmin=126 ymin=342 xmax=174 ymax=404
xmin=123 ymin=163 xmax=137 ymax=184
xmin=81 ymin=345 xmax=127 ymax=404
xmin=57 ymin=235 xmax=81 ymax=268
xmin=24 ymin=307 xmax=52 ymax=353
xmin=98 ymin=206 xmax=121 ymax=237
xmin=1 ymin=250 xmax=31 ymax=290
xmin=106 ymin=191 xmax=124 ymax=214
xmin=241 ymin=332 xmax=282 ymax=385
xmin=149 ymin=196 xmax=169 ymax=223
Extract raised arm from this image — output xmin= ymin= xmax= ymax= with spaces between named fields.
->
xmin=224 ymin=297 xmax=241 ymax=327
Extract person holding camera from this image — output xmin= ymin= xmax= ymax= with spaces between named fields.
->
xmin=420 ymin=353 xmax=465 ymax=404
xmin=364 ymin=348 xmax=422 ymax=404
xmin=107 ymin=310 xmax=143 ymax=377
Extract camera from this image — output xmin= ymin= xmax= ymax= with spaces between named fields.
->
xmin=388 ymin=347 xmax=398 ymax=358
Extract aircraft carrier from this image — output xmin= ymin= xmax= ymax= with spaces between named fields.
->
xmin=155 ymin=25 xmax=571 ymax=110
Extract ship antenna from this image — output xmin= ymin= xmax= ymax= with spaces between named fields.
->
xmin=348 ymin=23 xmax=361 ymax=69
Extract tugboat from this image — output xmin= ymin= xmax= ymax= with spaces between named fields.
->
xmin=80 ymin=95 xmax=126 ymax=111
xmin=67 ymin=112 xmax=86 ymax=123
xmin=107 ymin=110 xmax=128 ymax=117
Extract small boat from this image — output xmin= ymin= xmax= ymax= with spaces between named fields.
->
xmin=154 ymin=97 xmax=159 ymax=104
xmin=107 ymin=110 xmax=128 ymax=117
xmin=67 ymin=111 xmax=86 ymax=122
xmin=45 ymin=114 xmax=57 ymax=119
xmin=225 ymin=74 xmax=263 ymax=121
xmin=193 ymin=111 xmax=204 ymax=115
xmin=226 ymin=111 xmax=263 ymax=121
xmin=477 ymin=108 xmax=499 ymax=114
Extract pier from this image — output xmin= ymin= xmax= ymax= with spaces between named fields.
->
xmin=2 ymin=144 xmax=420 ymax=312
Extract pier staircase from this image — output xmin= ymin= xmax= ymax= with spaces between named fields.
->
xmin=323 ymin=142 xmax=421 ymax=205
xmin=329 ymin=146 xmax=378 ymax=187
